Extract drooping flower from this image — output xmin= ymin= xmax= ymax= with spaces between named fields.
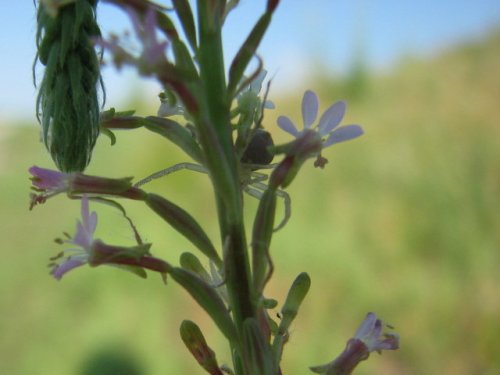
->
xmin=50 ymin=195 xmax=97 ymax=279
xmin=49 ymin=195 xmax=168 ymax=280
xmin=277 ymin=90 xmax=363 ymax=167
xmin=310 ymin=312 xmax=399 ymax=375
xmin=29 ymin=166 xmax=73 ymax=208
xmin=353 ymin=312 xmax=400 ymax=353
xmin=29 ymin=165 xmax=143 ymax=209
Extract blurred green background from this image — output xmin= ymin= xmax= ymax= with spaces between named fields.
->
xmin=1 ymin=27 xmax=499 ymax=375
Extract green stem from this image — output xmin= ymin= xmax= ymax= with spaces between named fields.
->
xmin=196 ymin=0 xmax=255 ymax=337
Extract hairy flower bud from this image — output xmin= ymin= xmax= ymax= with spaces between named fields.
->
xmin=35 ymin=0 xmax=103 ymax=172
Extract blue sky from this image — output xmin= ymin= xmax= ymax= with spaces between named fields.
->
xmin=0 ymin=0 xmax=499 ymax=123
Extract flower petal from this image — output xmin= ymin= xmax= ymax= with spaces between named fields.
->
xmin=317 ymin=100 xmax=346 ymax=136
xmin=73 ymin=221 xmax=90 ymax=248
xmin=73 ymin=196 xmax=97 ymax=249
xmin=277 ymin=116 xmax=300 ymax=137
xmin=264 ymin=100 xmax=275 ymax=109
xmin=354 ymin=312 xmax=377 ymax=339
xmin=378 ymin=333 xmax=400 ymax=351
xmin=323 ymin=125 xmax=364 ymax=147
xmin=80 ymin=196 xmax=96 ymax=233
xmin=51 ymin=258 xmax=86 ymax=280
xmin=88 ymin=211 xmax=98 ymax=235
xmin=29 ymin=166 xmax=67 ymax=190
xmin=302 ymin=90 xmax=319 ymax=129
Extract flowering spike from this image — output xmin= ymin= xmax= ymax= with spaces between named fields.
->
xmin=35 ymin=0 xmax=102 ymax=172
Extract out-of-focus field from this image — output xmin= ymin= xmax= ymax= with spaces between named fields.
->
xmin=1 ymin=31 xmax=499 ymax=375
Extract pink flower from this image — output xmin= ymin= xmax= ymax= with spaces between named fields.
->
xmin=95 ymin=6 xmax=168 ymax=72
xmin=29 ymin=166 xmax=72 ymax=208
xmin=353 ymin=312 xmax=399 ymax=353
xmin=310 ymin=312 xmax=399 ymax=375
xmin=49 ymin=195 xmax=168 ymax=280
xmin=277 ymin=91 xmax=363 ymax=168
xmin=49 ymin=195 xmax=98 ymax=279
xmin=29 ymin=165 xmax=142 ymax=209
xmin=126 ymin=6 xmax=168 ymax=67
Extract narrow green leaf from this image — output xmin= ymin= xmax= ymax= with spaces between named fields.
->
xmin=227 ymin=12 xmax=271 ymax=97
xmin=180 ymin=252 xmax=211 ymax=283
xmin=146 ymin=193 xmax=221 ymax=266
xmin=144 ymin=116 xmax=204 ymax=164
xmin=170 ymin=267 xmax=237 ymax=342
xmin=172 ymin=0 xmax=198 ymax=50
xmin=171 ymin=39 xmax=199 ymax=78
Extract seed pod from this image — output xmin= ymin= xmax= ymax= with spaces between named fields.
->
xmin=35 ymin=0 xmax=102 ymax=172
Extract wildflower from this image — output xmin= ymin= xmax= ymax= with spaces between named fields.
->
xmin=127 ymin=6 xmax=167 ymax=68
xmin=50 ymin=195 xmax=97 ymax=279
xmin=96 ymin=6 xmax=167 ymax=72
xmin=277 ymin=90 xmax=363 ymax=167
xmin=310 ymin=312 xmax=399 ymax=375
xmin=50 ymin=195 xmax=168 ymax=280
xmin=29 ymin=166 xmax=143 ymax=209
xmin=353 ymin=312 xmax=399 ymax=353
